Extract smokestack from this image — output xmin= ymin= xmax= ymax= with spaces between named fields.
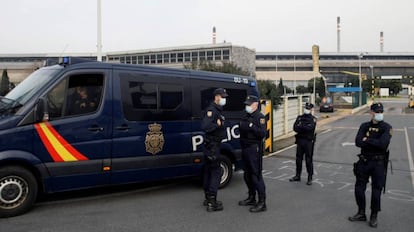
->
xmin=380 ymin=31 xmax=384 ymax=52
xmin=337 ymin=17 xmax=340 ymax=53
xmin=212 ymin=26 xmax=216 ymax=45
xmin=312 ymin=45 xmax=320 ymax=74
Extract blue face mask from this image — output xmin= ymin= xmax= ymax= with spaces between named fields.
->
xmin=374 ymin=113 xmax=384 ymax=122
xmin=245 ymin=105 xmax=253 ymax=114
xmin=218 ymin=98 xmax=226 ymax=106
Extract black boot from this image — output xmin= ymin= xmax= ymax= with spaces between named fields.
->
xmin=206 ymin=196 xmax=223 ymax=212
xmin=289 ymin=175 xmax=301 ymax=182
xmin=238 ymin=194 xmax=256 ymax=206
xmin=203 ymin=193 xmax=222 ymax=206
xmin=369 ymin=212 xmax=378 ymax=228
xmin=249 ymin=196 xmax=266 ymax=213
xmin=348 ymin=210 xmax=367 ymax=222
xmin=306 ymin=176 xmax=312 ymax=185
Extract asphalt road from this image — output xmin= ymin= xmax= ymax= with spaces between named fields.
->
xmin=1 ymin=98 xmax=413 ymax=232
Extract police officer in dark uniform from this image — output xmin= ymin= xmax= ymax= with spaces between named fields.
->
xmin=289 ymin=102 xmax=317 ymax=185
xmin=238 ymin=95 xmax=267 ymax=212
xmin=349 ymin=102 xmax=392 ymax=228
xmin=201 ymin=88 xmax=228 ymax=212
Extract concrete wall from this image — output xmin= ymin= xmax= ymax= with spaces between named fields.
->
xmin=231 ymin=46 xmax=256 ymax=76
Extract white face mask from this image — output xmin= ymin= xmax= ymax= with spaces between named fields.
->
xmin=304 ymin=109 xmax=311 ymax=114
xmin=218 ymin=97 xmax=226 ymax=106
xmin=374 ymin=113 xmax=384 ymax=122
xmin=245 ymin=105 xmax=253 ymax=114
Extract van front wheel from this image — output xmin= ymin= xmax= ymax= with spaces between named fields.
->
xmin=218 ymin=156 xmax=233 ymax=189
xmin=0 ymin=166 xmax=38 ymax=218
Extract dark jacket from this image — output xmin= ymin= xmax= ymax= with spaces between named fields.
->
xmin=201 ymin=102 xmax=226 ymax=143
xmin=355 ymin=120 xmax=392 ymax=156
xmin=293 ymin=114 xmax=317 ymax=141
xmin=239 ymin=110 xmax=267 ymax=146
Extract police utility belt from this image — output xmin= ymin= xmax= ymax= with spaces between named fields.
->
xmin=358 ymin=154 xmax=385 ymax=162
xmin=241 ymin=139 xmax=261 ymax=147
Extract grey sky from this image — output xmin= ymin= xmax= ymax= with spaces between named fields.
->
xmin=1 ymin=0 xmax=413 ymax=54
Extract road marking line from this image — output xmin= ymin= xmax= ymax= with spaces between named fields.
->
xmin=265 ymin=144 xmax=296 ymax=157
xmin=341 ymin=142 xmax=355 ymax=147
xmin=404 ymin=127 xmax=414 ymax=191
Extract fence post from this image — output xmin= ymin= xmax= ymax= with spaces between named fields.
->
xmin=283 ymin=96 xmax=288 ymax=135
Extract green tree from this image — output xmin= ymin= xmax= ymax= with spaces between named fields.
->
xmin=0 ymin=69 xmax=10 ymax=96
xmin=277 ymin=78 xmax=284 ymax=95
xmin=296 ymin=85 xmax=308 ymax=94
xmin=257 ymin=80 xmax=281 ymax=107
xmin=308 ymin=77 xmax=326 ymax=98
xmin=184 ymin=61 xmax=250 ymax=76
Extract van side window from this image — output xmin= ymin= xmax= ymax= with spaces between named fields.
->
xmin=46 ymin=73 xmax=104 ymax=120
xmin=120 ymin=78 xmax=185 ymax=121
xmin=159 ymin=84 xmax=183 ymax=110
xmin=130 ymin=82 xmax=157 ymax=110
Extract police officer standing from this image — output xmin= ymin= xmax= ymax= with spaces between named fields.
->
xmin=289 ymin=102 xmax=317 ymax=185
xmin=239 ymin=95 xmax=267 ymax=212
xmin=201 ymin=88 xmax=228 ymax=212
xmin=349 ymin=102 xmax=392 ymax=228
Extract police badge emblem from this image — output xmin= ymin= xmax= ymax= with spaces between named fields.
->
xmin=145 ymin=123 xmax=165 ymax=155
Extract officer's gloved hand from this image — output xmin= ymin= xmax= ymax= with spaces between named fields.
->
xmin=240 ymin=121 xmax=250 ymax=130
xmin=207 ymin=155 xmax=217 ymax=161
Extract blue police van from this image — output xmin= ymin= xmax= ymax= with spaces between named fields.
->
xmin=0 ymin=57 xmax=258 ymax=217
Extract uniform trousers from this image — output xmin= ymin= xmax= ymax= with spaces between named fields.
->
xmin=242 ymin=143 xmax=266 ymax=198
xmin=354 ymin=159 xmax=385 ymax=212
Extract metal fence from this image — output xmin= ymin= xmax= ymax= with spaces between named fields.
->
xmin=273 ymin=95 xmax=311 ymax=139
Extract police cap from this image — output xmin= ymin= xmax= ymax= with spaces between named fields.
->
xmin=244 ymin=95 xmax=259 ymax=105
xmin=213 ymin=88 xmax=228 ymax=97
xmin=370 ymin=102 xmax=384 ymax=113
xmin=305 ymin=102 xmax=314 ymax=109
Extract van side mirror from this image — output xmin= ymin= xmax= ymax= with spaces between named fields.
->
xmin=35 ymin=97 xmax=49 ymax=122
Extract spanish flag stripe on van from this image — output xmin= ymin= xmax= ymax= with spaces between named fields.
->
xmin=44 ymin=122 xmax=89 ymax=161
xmin=34 ymin=122 xmax=89 ymax=162
xmin=34 ymin=123 xmax=64 ymax=162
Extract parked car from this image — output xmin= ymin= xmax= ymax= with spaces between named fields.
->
xmin=319 ymin=96 xmax=334 ymax=112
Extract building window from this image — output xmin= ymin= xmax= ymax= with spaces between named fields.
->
xmin=191 ymin=52 xmax=198 ymax=62
xmin=157 ymin=54 xmax=163 ymax=63
xmin=215 ymin=50 xmax=222 ymax=61
xmin=207 ymin=51 xmax=213 ymax=61
xmin=199 ymin=51 xmax=206 ymax=61
xmin=223 ymin=49 xmax=230 ymax=60
xmin=177 ymin=53 xmax=183 ymax=62
xmin=163 ymin=54 xmax=170 ymax=63
xmin=131 ymin=56 xmax=137 ymax=64
xmin=138 ymin=56 xmax=143 ymax=64
xmin=184 ymin=52 xmax=191 ymax=62
xmin=120 ymin=56 xmax=125 ymax=63
xmin=171 ymin=53 xmax=177 ymax=63
xmin=144 ymin=55 xmax=150 ymax=64
xmin=150 ymin=54 xmax=156 ymax=64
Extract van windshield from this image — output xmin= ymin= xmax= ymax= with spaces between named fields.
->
xmin=0 ymin=67 xmax=61 ymax=114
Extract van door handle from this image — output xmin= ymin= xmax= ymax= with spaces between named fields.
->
xmin=116 ymin=125 xmax=131 ymax=131
xmin=88 ymin=126 xmax=104 ymax=132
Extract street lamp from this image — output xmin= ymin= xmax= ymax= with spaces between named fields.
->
xmin=370 ymin=65 xmax=374 ymax=101
xmin=358 ymin=53 xmax=364 ymax=106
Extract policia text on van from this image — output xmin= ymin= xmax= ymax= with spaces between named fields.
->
xmin=0 ymin=57 xmax=258 ymax=217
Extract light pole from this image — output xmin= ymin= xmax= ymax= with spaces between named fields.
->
xmin=370 ymin=65 xmax=374 ymax=101
xmin=358 ymin=53 xmax=363 ymax=106
xmin=97 ymin=0 xmax=102 ymax=61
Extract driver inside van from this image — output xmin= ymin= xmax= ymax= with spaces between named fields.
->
xmin=67 ymin=86 xmax=97 ymax=115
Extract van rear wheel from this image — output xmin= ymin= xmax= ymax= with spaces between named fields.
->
xmin=0 ymin=166 xmax=38 ymax=218
xmin=218 ymin=156 xmax=233 ymax=189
